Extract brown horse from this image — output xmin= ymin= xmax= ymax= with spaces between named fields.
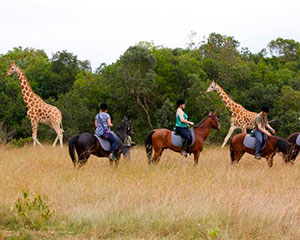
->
xmin=230 ymin=133 xmax=299 ymax=167
xmin=286 ymin=132 xmax=300 ymax=162
xmin=145 ymin=112 xmax=221 ymax=165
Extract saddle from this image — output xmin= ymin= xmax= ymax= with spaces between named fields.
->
xmin=94 ymin=132 xmax=120 ymax=152
xmin=171 ymin=128 xmax=195 ymax=147
xmin=243 ymin=134 xmax=267 ymax=150
xmin=296 ymin=135 xmax=300 ymax=147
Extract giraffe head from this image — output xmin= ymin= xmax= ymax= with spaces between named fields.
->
xmin=6 ymin=62 xmax=18 ymax=76
xmin=206 ymin=80 xmax=218 ymax=93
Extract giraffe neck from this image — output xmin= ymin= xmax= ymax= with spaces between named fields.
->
xmin=16 ymin=67 xmax=36 ymax=108
xmin=215 ymin=84 xmax=240 ymax=113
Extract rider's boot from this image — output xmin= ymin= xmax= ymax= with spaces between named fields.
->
xmin=181 ymin=140 xmax=188 ymax=157
xmin=109 ymin=152 xmax=117 ymax=161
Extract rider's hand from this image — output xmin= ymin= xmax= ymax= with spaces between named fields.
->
xmin=189 ymin=122 xmax=194 ymax=126
xmin=266 ymin=131 xmax=272 ymax=137
xmin=271 ymin=129 xmax=275 ymax=134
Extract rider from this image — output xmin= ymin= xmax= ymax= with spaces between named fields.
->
xmin=95 ymin=103 xmax=118 ymax=161
xmin=175 ymin=99 xmax=194 ymax=157
xmin=252 ymin=105 xmax=276 ymax=159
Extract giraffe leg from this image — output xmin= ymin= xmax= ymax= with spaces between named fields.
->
xmin=52 ymin=136 xmax=59 ymax=147
xmin=221 ymin=125 xmax=238 ymax=148
xmin=52 ymin=124 xmax=63 ymax=148
xmin=31 ymin=121 xmax=43 ymax=147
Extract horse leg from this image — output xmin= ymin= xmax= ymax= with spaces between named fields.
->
xmin=114 ymin=155 xmax=121 ymax=167
xmin=222 ymin=125 xmax=238 ymax=148
xmin=266 ymin=154 xmax=275 ymax=168
xmin=152 ymin=148 xmax=164 ymax=164
xmin=230 ymin=143 xmax=244 ymax=165
xmin=193 ymin=151 xmax=200 ymax=165
xmin=78 ymin=150 xmax=90 ymax=168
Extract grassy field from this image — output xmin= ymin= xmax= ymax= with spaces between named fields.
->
xmin=1 ymin=145 xmax=300 ymax=239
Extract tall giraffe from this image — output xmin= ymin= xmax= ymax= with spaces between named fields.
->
xmin=206 ymin=81 xmax=257 ymax=148
xmin=6 ymin=62 xmax=64 ymax=147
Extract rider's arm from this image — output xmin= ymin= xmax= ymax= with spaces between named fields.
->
xmin=257 ymin=122 xmax=271 ymax=136
xmin=266 ymin=122 xmax=275 ymax=134
xmin=178 ymin=109 xmax=194 ymax=125
xmin=95 ymin=120 xmax=97 ymax=128
xmin=107 ymin=117 xmax=113 ymax=128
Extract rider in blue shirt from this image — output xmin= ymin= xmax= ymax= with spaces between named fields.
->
xmin=95 ymin=103 xmax=118 ymax=160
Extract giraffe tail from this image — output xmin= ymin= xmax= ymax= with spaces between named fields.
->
xmin=68 ymin=135 xmax=79 ymax=167
xmin=61 ymin=121 xmax=64 ymax=133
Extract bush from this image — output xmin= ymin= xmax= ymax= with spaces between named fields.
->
xmin=13 ymin=189 xmax=54 ymax=230
xmin=10 ymin=137 xmax=32 ymax=147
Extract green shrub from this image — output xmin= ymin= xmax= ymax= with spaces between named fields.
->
xmin=13 ymin=189 xmax=54 ymax=230
xmin=10 ymin=137 xmax=32 ymax=147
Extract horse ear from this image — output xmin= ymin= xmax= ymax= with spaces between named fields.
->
xmin=208 ymin=111 xmax=212 ymax=116
xmin=213 ymin=111 xmax=217 ymax=116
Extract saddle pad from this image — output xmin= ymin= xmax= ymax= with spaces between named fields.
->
xmin=243 ymin=134 xmax=267 ymax=150
xmin=296 ymin=134 xmax=300 ymax=147
xmin=94 ymin=132 xmax=119 ymax=151
xmin=171 ymin=128 xmax=195 ymax=147
xmin=94 ymin=134 xmax=111 ymax=151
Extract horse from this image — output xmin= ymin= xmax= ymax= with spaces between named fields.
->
xmin=145 ymin=112 xmax=221 ymax=165
xmin=230 ymin=133 xmax=299 ymax=167
xmin=286 ymin=132 xmax=300 ymax=162
xmin=68 ymin=117 xmax=133 ymax=168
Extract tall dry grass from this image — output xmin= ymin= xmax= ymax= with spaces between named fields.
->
xmin=1 ymin=144 xmax=300 ymax=239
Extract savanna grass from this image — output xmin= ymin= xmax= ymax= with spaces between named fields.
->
xmin=1 ymin=144 xmax=300 ymax=239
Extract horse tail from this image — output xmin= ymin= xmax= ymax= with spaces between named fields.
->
xmin=145 ymin=130 xmax=155 ymax=161
xmin=69 ymin=135 xmax=79 ymax=166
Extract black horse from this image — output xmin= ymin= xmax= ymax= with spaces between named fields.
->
xmin=68 ymin=117 xmax=134 ymax=168
xmin=286 ymin=132 xmax=300 ymax=163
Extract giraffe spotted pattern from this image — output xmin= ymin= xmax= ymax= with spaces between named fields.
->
xmin=6 ymin=62 xmax=64 ymax=147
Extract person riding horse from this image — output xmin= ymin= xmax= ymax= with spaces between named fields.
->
xmin=175 ymin=99 xmax=194 ymax=157
xmin=95 ymin=103 xmax=118 ymax=161
xmin=252 ymin=106 xmax=276 ymax=159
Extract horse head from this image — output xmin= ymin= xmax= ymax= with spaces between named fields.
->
xmin=208 ymin=111 xmax=221 ymax=131
xmin=286 ymin=144 xmax=300 ymax=163
xmin=122 ymin=116 xmax=133 ymax=137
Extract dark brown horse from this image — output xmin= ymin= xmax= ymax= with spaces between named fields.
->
xmin=230 ymin=133 xmax=299 ymax=167
xmin=286 ymin=132 xmax=300 ymax=162
xmin=145 ymin=112 xmax=221 ymax=165
xmin=68 ymin=117 xmax=133 ymax=168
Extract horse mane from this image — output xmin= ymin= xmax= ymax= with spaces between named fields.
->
xmin=194 ymin=116 xmax=211 ymax=128
xmin=275 ymin=136 xmax=292 ymax=153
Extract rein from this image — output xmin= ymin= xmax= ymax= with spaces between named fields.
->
xmin=194 ymin=116 xmax=216 ymax=128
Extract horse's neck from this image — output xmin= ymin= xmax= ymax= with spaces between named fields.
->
xmin=274 ymin=136 xmax=290 ymax=153
xmin=194 ymin=120 xmax=212 ymax=140
xmin=116 ymin=125 xmax=126 ymax=141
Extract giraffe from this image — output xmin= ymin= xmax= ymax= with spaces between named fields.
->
xmin=6 ymin=62 xmax=64 ymax=147
xmin=206 ymin=80 xmax=257 ymax=148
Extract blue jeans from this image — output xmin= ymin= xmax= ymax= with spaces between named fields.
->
xmin=252 ymin=129 xmax=264 ymax=156
xmin=101 ymin=132 xmax=117 ymax=153
xmin=175 ymin=127 xmax=192 ymax=145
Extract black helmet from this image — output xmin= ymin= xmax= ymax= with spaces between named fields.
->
xmin=261 ymin=105 xmax=270 ymax=113
xmin=176 ymin=98 xmax=185 ymax=107
xmin=100 ymin=103 xmax=108 ymax=111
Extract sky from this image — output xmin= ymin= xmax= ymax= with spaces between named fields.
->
xmin=1 ymin=0 xmax=300 ymax=70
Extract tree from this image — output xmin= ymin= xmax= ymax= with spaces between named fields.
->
xmin=117 ymin=44 xmax=158 ymax=129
